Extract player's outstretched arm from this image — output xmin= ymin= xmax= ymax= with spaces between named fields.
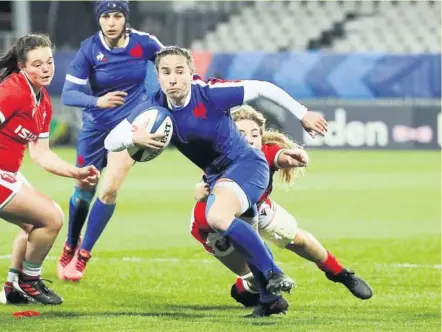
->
xmin=276 ymin=148 xmax=309 ymax=169
xmin=28 ymin=138 xmax=99 ymax=185
xmin=242 ymin=80 xmax=328 ymax=137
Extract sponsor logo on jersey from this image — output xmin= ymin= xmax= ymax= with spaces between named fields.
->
xmin=0 ymin=173 xmax=16 ymax=184
xmin=96 ymin=52 xmax=106 ymax=62
xmin=14 ymin=125 xmax=38 ymax=142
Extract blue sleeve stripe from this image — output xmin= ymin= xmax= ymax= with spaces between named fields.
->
xmin=66 ymin=74 xmax=88 ymax=85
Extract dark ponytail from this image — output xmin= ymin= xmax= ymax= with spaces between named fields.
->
xmin=0 ymin=34 xmax=54 ymax=83
xmin=0 ymin=45 xmax=19 ymax=82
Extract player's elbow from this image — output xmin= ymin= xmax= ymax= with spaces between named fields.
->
xmin=61 ymin=86 xmax=73 ymax=106
xmin=104 ymin=133 xmax=124 ymax=152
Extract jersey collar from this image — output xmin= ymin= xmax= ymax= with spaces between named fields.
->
xmin=20 ymin=71 xmax=41 ymax=105
xmin=167 ymin=88 xmax=191 ymax=111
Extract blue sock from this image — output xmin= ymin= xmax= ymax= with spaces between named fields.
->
xmin=223 ymin=218 xmax=283 ymax=278
xmin=249 ymin=264 xmax=281 ymax=304
xmin=67 ymin=188 xmax=94 ymax=248
xmin=81 ymin=198 xmax=116 ymax=253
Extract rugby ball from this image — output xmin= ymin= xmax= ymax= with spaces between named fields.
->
xmin=127 ymin=106 xmax=173 ymax=162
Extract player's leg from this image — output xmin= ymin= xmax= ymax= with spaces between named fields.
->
xmin=190 ymin=201 xmax=259 ymax=307
xmin=206 ymin=157 xmax=293 ymax=316
xmin=259 ymin=200 xmax=372 ymax=299
xmin=0 ymin=182 xmax=64 ymax=305
xmin=0 ymin=228 xmax=33 ymax=305
xmin=59 ymin=127 xmax=102 ymax=279
xmin=65 ymin=149 xmax=134 ymax=281
xmin=1 ymin=173 xmax=35 ymax=304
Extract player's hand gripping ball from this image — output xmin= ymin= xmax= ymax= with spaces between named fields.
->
xmin=128 ymin=106 xmax=173 ymax=162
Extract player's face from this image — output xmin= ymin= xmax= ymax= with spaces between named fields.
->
xmin=236 ymin=119 xmax=263 ymax=150
xmin=99 ymin=12 xmax=126 ymax=40
xmin=157 ymin=55 xmax=193 ymax=105
xmin=22 ymin=47 xmax=55 ymax=88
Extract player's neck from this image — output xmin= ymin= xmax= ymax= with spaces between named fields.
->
xmin=167 ymin=89 xmax=191 ymax=108
xmin=104 ymin=34 xmax=126 ymax=49
xmin=21 ymin=71 xmax=42 ymax=96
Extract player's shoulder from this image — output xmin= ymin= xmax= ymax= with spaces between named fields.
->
xmin=79 ymin=34 xmax=97 ymax=50
xmin=0 ymin=73 xmax=25 ymax=100
xmin=129 ymin=29 xmax=162 ymax=45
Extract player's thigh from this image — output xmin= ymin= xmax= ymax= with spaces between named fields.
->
xmin=0 ymin=182 xmax=63 ymax=230
xmin=222 ymin=151 xmax=269 ymax=211
xmin=258 ymin=199 xmax=298 ymax=248
xmin=75 ymin=126 xmax=108 ymax=189
xmin=99 ymin=150 xmax=135 ymax=193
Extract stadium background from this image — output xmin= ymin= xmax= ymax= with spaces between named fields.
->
xmin=0 ymin=1 xmax=440 ymax=331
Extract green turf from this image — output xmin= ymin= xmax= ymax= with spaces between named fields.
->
xmin=0 ymin=148 xmax=440 ymax=331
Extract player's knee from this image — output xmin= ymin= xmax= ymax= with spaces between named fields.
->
xmin=205 ymin=194 xmax=235 ymax=231
xmin=46 ymin=202 xmax=64 ymax=233
xmin=72 ymin=186 xmax=96 ymax=205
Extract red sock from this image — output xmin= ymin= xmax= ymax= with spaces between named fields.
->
xmin=235 ymin=278 xmax=246 ymax=293
xmin=317 ymin=250 xmax=343 ymax=275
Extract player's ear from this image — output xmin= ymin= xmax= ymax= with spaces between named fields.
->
xmin=17 ymin=62 xmax=23 ymax=70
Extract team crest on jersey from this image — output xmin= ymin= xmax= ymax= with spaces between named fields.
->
xmin=129 ymin=44 xmax=143 ymax=58
xmin=193 ymin=102 xmax=207 ymax=120
xmin=96 ymin=52 xmax=107 ymax=62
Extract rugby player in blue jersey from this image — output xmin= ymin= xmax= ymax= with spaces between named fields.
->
xmin=105 ymin=46 xmax=328 ymax=317
xmin=58 ymin=0 xmax=163 ymax=281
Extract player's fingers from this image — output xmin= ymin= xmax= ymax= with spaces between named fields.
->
xmin=148 ymin=140 xmax=166 ymax=149
xmin=150 ymin=132 xmax=166 ymax=139
xmin=109 ymin=96 xmax=126 ymax=103
xmin=111 ymin=91 xmax=128 ymax=97
xmin=110 ymin=101 xmax=125 ymax=107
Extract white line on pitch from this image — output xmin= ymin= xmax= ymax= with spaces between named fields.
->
xmin=0 ymin=255 xmax=440 ymax=269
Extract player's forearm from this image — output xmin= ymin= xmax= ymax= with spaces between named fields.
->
xmin=62 ymin=82 xmax=98 ymax=108
xmin=242 ymin=81 xmax=307 ymax=120
xmin=104 ymin=119 xmax=134 ymax=152
xmin=32 ymin=150 xmax=79 ymax=178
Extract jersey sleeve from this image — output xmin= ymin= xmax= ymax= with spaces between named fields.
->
xmin=132 ymin=30 xmax=164 ymax=62
xmin=65 ymin=48 xmax=90 ymax=86
xmin=62 ymin=46 xmax=98 ymax=108
xmin=205 ymin=78 xmax=245 ymax=114
xmin=0 ymin=88 xmax=21 ymax=124
xmin=39 ymin=97 xmax=53 ymax=139
xmin=145 ymin=34 xmax=163 ymax=61
xmin=263 ymin=144 xmax=284 ymax=169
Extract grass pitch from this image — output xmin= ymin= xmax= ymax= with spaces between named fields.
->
xmin=0 ymin=148 xmax=440 ymax=331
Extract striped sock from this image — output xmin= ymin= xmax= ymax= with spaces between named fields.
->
xmin=7 ymin=268 xmax=19 ymax=283
xmin=22 ymin=262 xmax=42 ymax=281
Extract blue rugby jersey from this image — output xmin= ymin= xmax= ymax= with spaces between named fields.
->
xmin=62 ymin=29 xmax=163 ymax=130
xmin=128 ymin=76 xmax=258 ymax=176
